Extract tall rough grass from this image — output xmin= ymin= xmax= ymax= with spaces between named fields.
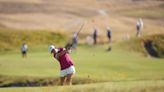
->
xmin=119 ymin=34 xmax=164 ymax=58
xmin=0 ymin=29 xmax=68 ymax=52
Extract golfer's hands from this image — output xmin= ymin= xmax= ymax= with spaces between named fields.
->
xmin=66 ymin=46 xmax=72 ymax=53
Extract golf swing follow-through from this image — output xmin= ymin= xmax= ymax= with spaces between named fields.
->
xmin=49 ymin=45 xmax=75 ymax=85
xmin=65 ymin=22 xmax=85 ymax=50
xmin=49 ymin=22 xmax=85 ymax=85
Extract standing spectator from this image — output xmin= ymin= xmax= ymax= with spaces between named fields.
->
xmin=136 ymin=18 xmax=144 ymax=37
xmin=93 ymin=27 xmax=98 ymax=45
xmin=107 ymin=27 xmax=112 ymax=43
xmin=21 ymin=43 xmax=28 ymax=58
xmin=107 ymin=27 xmax=112 ymax=51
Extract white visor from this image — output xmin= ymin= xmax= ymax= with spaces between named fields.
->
xmin=48 ymin=45 xmax=55 ymax=53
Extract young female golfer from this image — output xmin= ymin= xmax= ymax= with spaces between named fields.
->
xmin=49 ymin=45 xmax=75 ymax=85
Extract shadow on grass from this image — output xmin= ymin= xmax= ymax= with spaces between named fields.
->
xmin=144 ymin=40 xmax=158 ymax=57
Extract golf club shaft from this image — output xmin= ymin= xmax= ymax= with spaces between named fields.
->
xmin=76 ymin=23 xmax=85 ymax=37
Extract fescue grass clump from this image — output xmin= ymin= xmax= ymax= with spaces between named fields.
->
xmin=0 ymin=29 xmax=68 ymax=52
xmin=119 ymin=34 xmax=164 ymax=58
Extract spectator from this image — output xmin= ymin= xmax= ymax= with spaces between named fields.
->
xmin=21 ymin=43 xmax=28 ymax=58
xmin=93 ymin=27 xmax=98 ymax=45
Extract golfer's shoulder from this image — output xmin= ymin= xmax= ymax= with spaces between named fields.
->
xmin=58 ymin=48 xmax=66 ymax=52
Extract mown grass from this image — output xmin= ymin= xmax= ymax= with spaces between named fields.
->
xmin=0 ymin=44 xmax=164 ymax=85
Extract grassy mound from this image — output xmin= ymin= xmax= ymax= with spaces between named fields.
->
xmin=119 ymin=34 xmax=164 ymax=58
xmin=0 ymin=75 xmax=99 ymax=87
xmin=0 ymin=29 xmax=68 ymax=52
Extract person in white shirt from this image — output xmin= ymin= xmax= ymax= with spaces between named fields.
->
xmin=136 ymin=18 xmax=144 ymax=37
xmin=21 ymin=43 xmax=28 ymax=58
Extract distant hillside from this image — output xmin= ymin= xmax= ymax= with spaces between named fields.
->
xmin=0 ymin=0 xmax=163 ymax=31
xmin=0 ymin=0 xmax=163 ymax=42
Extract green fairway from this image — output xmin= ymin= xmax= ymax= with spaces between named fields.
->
xmin=0 ymin=45 xmax=164 ymax=81
xmin=0 ymin=42 xmax=164 ymax=92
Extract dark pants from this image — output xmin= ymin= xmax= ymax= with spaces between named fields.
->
xmin=22 ymin=51 xmax=27 ymax=57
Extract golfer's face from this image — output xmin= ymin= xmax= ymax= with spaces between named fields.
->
xmin=51 ymin=49 xmax=56 ymax=54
